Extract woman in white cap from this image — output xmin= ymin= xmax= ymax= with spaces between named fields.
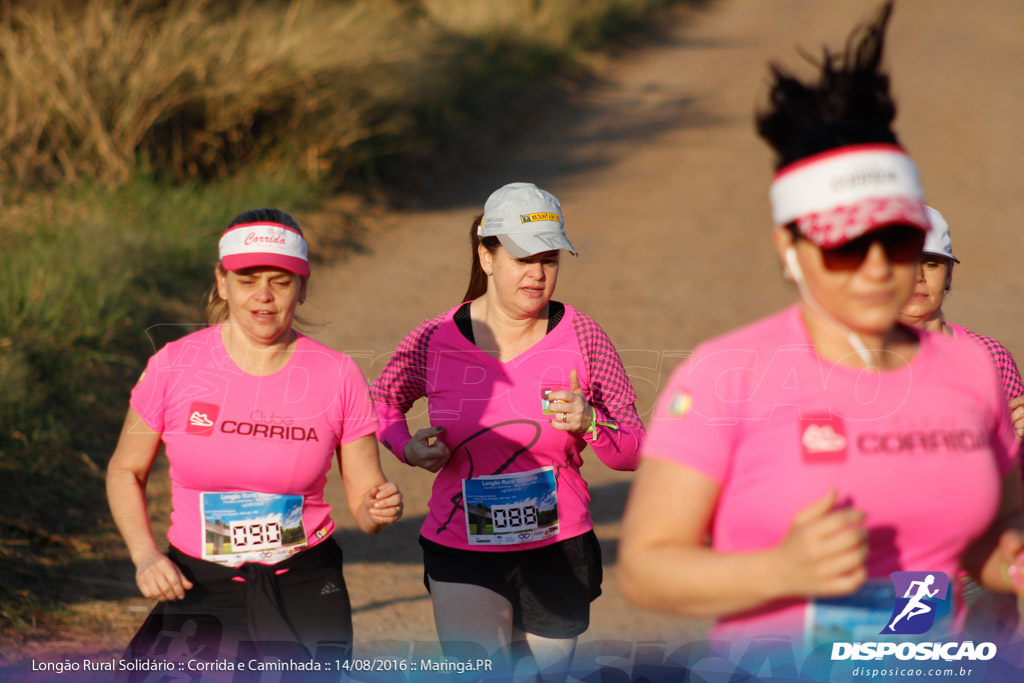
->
xmin=106 ymin=208 xmax=403 ymax=662
xmin=619 ymin=3 xmax=1023 ymax=654
xmin=370 ymin=183 xmax=644 ymax=673
xmin=899 ymin=206 xmax=1024 ymax=433
xmin=900 ymin=206 xmax=1024 ymax=640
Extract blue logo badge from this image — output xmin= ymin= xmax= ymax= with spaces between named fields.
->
xmin=880 ymin=571 xmax=950 ymax=635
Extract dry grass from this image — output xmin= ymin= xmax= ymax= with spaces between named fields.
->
xmin=0 ymin=0 xmax=422 ymax=192
xmin=0 ymin=0 xmax=680 ymax=638
xmin=0 ymin=0 xmax=674 ymax=197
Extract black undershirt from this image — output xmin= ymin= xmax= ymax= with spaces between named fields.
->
xmin=454 ymin=301 xmax=565 ymax=344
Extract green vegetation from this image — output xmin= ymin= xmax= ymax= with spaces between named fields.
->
xmin=0 ymin=172 xmax=318 ymax=633
xmin=0 ymin=0 xmax=686 ymax=197
xmin=0 ymin=0 xmax=689 ymax=637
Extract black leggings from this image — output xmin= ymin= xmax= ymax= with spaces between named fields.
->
xmin=124 ymin=539 xmax=352 ymax=665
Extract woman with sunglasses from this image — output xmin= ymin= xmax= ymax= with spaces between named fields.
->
xmin=618 ymin=3 xmax=1023 ymax=652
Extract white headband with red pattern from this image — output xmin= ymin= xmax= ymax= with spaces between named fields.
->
xmin=769 ymin=143 xmax=930 ymax=247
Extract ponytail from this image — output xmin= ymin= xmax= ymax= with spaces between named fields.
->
xmin=462 ymin=214 xmax=500 ymax=303
xmin=204 ymin=264 xmax=230 ymax=325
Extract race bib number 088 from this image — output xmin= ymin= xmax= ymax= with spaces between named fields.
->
xmin=463 ymin=467 xmax=558 ymax=546
xmin=492 ymin=503 xmax=538 ymax=533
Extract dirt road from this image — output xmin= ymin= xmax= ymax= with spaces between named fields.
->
xmin=310 ymin=0 xmax=1024 ymax=652
xmin=9 ymin=0 xmax=1024 ymax=672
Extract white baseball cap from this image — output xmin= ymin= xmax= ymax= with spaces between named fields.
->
xmin=922 ymin=206 xmax=959 ymax=263
xmin=479 ymin=182 xmax=577 ymax=257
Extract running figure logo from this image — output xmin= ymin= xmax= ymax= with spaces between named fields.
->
xmin=881 ymin=571 xmax=950 ymax=635
xmin=186 ymin=401 xmax=220 ymax=436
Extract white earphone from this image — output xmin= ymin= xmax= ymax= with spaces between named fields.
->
xmin=785 ymin=245 xmax=874 ymax=366
xmin=785 ymin=246 xmax=803 ymax=281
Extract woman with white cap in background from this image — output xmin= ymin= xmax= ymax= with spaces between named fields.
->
xmin=899 ymin=205 xmax=1024 ymax=436
xmin=618 ymin=2 xmax=1024 ymax=653
xmin=107 ymin=208 xmax=403 ymax=663
xmin=370 ymin=182 xmax=644 ymax=675
xmin=899 ymin=205 xmax=1024 ymax=640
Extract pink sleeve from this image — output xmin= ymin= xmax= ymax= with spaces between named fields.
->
xmin=129 ymin=351 xmax=168 ymax=432
xmin=962 ymin=328 xmax=1024 ymax=400
xmin=369 ymin=314 xmax=445 ymax=463
xmin=642 ymin=348 xmax=741 ymax=484
xmin=336 ymin=355 xmax=379 ymax=445
xmin=572 ymin=311 xmax=645 ymax=471
xmin=986 ymin=365 xmax=1019 ymax=478
xmin=957 ymin=326 xmax=1023 ymax=470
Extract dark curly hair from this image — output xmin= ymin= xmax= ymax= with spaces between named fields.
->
xmin=756 ymin=1 xmax=901 ymax=170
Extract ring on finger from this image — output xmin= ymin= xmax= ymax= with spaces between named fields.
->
xmin=561 ymin=412 xmax=568 ymax=422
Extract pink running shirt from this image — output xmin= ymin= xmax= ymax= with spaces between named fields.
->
xmin=130 ymin=325 xmax=377 ymax=564
xmin=371 ymin=302 xmax=643 ymax=551
xmin=643 ymin=305 xmax=1016 ymax=643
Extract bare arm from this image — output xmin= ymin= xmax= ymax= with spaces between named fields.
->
xmin=105 ymin=407 xmax=193 ymax=601
xmin=618 ymin=458 xmax=868 ymax=618
xmin=338 ymin=434 xmax=403 ymax=535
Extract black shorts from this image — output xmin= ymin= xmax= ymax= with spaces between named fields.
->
xmin=420 ymin=531 xmax=602 ymax=639
xmin=124 ymin=539 xmax=352 ymax=665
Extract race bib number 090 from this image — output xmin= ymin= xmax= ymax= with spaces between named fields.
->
xmin=200 ymin=491 xmax=306 ymax=566
xmin=229 ymin=520 xmax=282 ymax=552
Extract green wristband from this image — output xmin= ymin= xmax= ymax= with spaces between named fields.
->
xmin=586 ymin=406 xmax=618 ymax=439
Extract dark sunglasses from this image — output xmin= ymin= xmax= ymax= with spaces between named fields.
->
xmin=796 ymin=225 xmax=925 ymax=271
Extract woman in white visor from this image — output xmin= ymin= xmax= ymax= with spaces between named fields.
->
xmin=107 ymin=208 xmax=403 ymax=664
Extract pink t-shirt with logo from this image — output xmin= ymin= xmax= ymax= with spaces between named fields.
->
xmin=644 ymin=304 xmax=1016 ymax=643
xmin=371 ymin=303 xmax=644 ymax=551
xmin=130 ymin=325 xmax=377 ymax=562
